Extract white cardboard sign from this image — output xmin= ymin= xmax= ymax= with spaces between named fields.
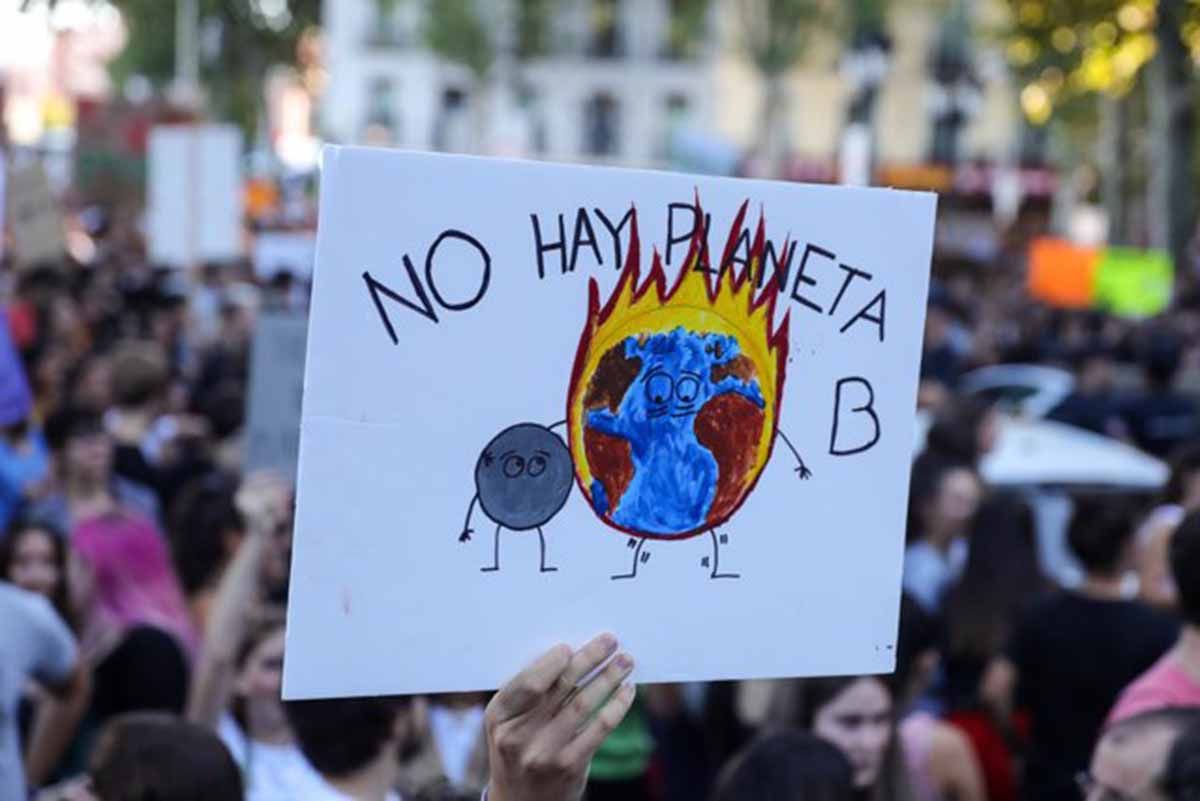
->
xmin=147 ymin=125 xmax=243 ymax=268
xmin=6 ymin=162 xmax=65 ymax=269
xmin=284 ymin=147 xmax=936 ymax=700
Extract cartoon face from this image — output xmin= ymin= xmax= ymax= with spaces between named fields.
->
xmin=622 ymin=329 xmax=764 ymax=428
xmin=475 ymin=423 xmax=573 ymax=531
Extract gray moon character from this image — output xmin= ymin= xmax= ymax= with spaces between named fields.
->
xmin=475 ymin=423 xmax=573 ymax=531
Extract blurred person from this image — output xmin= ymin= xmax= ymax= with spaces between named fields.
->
xmin=903 ymin=456 xmax=983 ymax=614
xmin=1 ymin=579 xmax=89 ymax=796
xmin=921 ymin=289 xmax=968 ymax=389
xmin=922 ymin=397 xmax=999 ymax=468
xmin=32 ymin=406 xmax=159 ymax=534
xmin=286 ymin=633 xmax=636 ymax=801
xmin=940 ymin=496 xmax=1049 ymax=801
xmin=0 ymin=418 xmax=51 ymax=531
xmin=400 ymin=692 xmax=490 ymax=800
xmin=1080 ymin=707 xmax=1200 ymax=801
xmin=67 ymin=355 xmax=112 ymax=414
xmin=168 ymin=471 xmax=246 ymax=627
xmin=1135 ymin=445 xmax=1200 ymax=608
xmin=104 ymin=340 xmax=170 ymax=495
xmin=985 ymin=496 xmax=1178 ymax=801
xmin=771 ymin=676 xmax=917 ymax=801
xmin=1109 ymin=510 xmax=1200 ymax=724
xmin=1121 ymin=332 xmax=1200 ymax=458
xmin=892 ymin=596 xmax=986 ymax=801
xmin=187 ymin=472 xmax=328 ymax=801
xmin=1048 ymin=347 xmax=1124 ymax=437
xmin=2 ymin=518 xmax=72 ymax=623
xmin=60 ymin=512 xmax=196 ymax=775
xmin=709 ymin=730 xmax=855 ymax=801
xmin=38 ymin=712 xmax=244 ymax=801
xmin=1163 ymin=717 xmax=1200 ymax=801
xmin=585 ymin=691 xmax=656 ymax=801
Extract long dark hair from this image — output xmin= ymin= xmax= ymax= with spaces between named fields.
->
xmin=0 ymin=518 xmax=73 ymax=628
xmin=943 ymin=493 xmax=1048 ymax=662
xmin=770 ymin=677 xmax=916 ymax=801
xmin=1160 ymin=443 xmax=1200 ymax=507
xmin=711 ymin=730 xmax=855 ymax=801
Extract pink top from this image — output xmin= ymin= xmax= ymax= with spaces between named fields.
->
xmin=1107 ymin=652 xmax=1200 ymax=725
xmin=900 ymin=711 xmax=941 ymax=801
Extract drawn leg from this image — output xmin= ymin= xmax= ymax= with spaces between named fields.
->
xmin=537 ymin=527 xmax=558 ymax=573
xmin=706 ymin=529 xmax=740 ymax=580
xmin=612 ymin=537 xmax=647 ymax=581
xmin=481 ymin=524 xmax=502 ymax=572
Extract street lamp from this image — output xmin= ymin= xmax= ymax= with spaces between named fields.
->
xmin=926 ymin=0 xmax=982 ymax=166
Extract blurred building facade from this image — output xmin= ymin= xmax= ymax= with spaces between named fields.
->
xmin=320 ymin=0 xmax=1027 ymax=181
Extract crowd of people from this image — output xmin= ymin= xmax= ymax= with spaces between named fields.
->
xmin=2 ymin=203 xmax=1200 ymax=801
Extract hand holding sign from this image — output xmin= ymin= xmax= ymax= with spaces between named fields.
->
xmin=486 ymin=634 xmax=635 ymax=801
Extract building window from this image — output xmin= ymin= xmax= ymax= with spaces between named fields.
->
xmin=664 ymin=0 xmax=706 ymax=60
xmin=363 ymin=77 xmax=397 ymax=145
xmin=432 ymin=88 xmax=470 ymax=153
xmin=658 ymin=92 xmax=691 ymax=159
xmin=366 ymin=0 xmax=421 ymax=48
xmin=583 ymin=92 xmax=620 ymax=156
xmin=588 ymin=0 xmax=621 ymax=58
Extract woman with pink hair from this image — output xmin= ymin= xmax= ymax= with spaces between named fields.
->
xmin=57 ymin=511 xmax=197 ymax=774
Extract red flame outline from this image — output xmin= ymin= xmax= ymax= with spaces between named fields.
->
xmin=565 ymin=193 xmax=792 ymax=540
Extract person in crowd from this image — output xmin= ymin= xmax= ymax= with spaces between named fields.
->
xmin=922 ymin=397 xmax=999 ymax=469
xmin=1110 ymin=509 xmax=1200 ymax=723
xmin=31 ymin=406 xmax=159 ymax=534
xmin=1081 ymin=707 xmax=1200 ymax=801
xmin=903 ymin=455 xmax=983 ymax=614
xmin=0 ymin=418 xmax=51 ymax=531
xmin=1047 ymin=346 xmax=1124 ymax=437
xmin=985 ymin=495 xmax=1179 ymax=801
xmin=187 ymin=472 xmax=328 ymax=801
xmin=1135 ymin=445 xmax=1200 ymax=608
xmin=1121 ymin=332 xmax=1200 ymax=458
xmin=709 ymin=730 xmax=855 ymax=801
xmin=2 ymin=518 xmax=72 ymax=624
xmin=940 ymin=495 xmax=1048 ymax=801
xmin=401 ymin=692 xmax=491 ymax=800
xmin=168 ymin=470 xmax=245 ymax=627
xmin=1163 ymin=717 xmax=1200 ymax=801
xmin=893 ymin=596 xmax=987 ymax=801
xmin=771 ymin=675 xmax=917 ymax=801
xmin=62 ymin=511 xmax=196 ymax=774
xmin=1 ymin=579 xmax=89 ymax=797
xmin=920 ymin=287 xmax=968 ymax=390
xmin=38 ymin=712 xmax=245 ymax=801
xmin=286 ymin=634 xmax=636 ymax=801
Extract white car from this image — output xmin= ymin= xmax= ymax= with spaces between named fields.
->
xmin=958 ymin=364 xmax=1075 ymax=418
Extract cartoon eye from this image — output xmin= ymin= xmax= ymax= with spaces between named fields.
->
xmin=503 ymin=454 xmax=525 ymax=478
xmin=527 ymin=454 xmax=547 ymax=477
xmin=676 ymin=375 xmax=701 ymax=404
xmin=646 ymin=373 xmax=674 ymax=405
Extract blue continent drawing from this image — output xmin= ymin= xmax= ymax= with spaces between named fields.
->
xmin=585 ymin=327 xmax=765 ymax=535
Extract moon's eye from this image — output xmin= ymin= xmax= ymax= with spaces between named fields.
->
xmin=676 ymin=375 xmax=700 ymax=404
xmin=646 ymin=372 xmax=674 ymax=405
xmin=503 ymin=454 xmax=525 ymax=478
xmin=527 ymin=455 xmax=547 ymax=476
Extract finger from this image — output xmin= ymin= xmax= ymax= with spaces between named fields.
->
xmin=561 ymin=683 xmax=636 ymax=766
xmin=489 ymin=644 xmax=572 ymax=723
xmin=548 ymin=633 xmax=619 ymax=708
xmin=553 ymin=651 xmax=633 ymax=736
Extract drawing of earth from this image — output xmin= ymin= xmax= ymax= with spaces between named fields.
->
xmin=577 ymin=327 xmax=769 ymax=539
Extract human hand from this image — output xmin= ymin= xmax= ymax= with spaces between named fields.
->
xmin=459 ymin=528 xmax=473 ymax=543
xmin=235 ymin=471 xmax=291 ymax=537
xmin=486 ymin=634 xmax=636 ymax=801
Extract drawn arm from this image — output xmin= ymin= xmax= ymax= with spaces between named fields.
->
xmin=460 ymin=494 xmax=479 ymax=542
xmin=547 ymin=419 xmax=568 ymax=433
xmin=776 ymin=429 xmax=812 ymax=480
xmin=713 ymin=377 xmax=766 ymax=409
xmin=587 ymin=408 xmax=626 ymax=438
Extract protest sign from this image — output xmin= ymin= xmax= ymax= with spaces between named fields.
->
xmin=1028 ymin=237 xmax=1097 ymax=309
xmin=244 ymin=312 xmax=308 ymax=479
xmin=253 ymin=231 xmax=316 ymax=280
xmin=1094 ymin=247 xmax=1173 ymax=318
xmin=5 ymin=162 xmax=65 ymax=269
xmin=0 ymin=308 xmax=33 ymax=427
xmin=146 ymin=125 xmax=243 ymax=268
xmin=283 ymin=148 xmax=936 ymax=699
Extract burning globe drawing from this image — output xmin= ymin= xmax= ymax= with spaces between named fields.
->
xmin=567 ymin=201 xmax=791 ymax=541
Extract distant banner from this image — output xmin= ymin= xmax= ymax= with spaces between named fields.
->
xmin=5 ymin=162 xmax=65 ymax=269
xmin=1028 ymin=238 xmax=1172 ymax=318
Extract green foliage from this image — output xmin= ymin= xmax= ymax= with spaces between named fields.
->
xmin=515 ymin=0 xmax=556 ymax=60
xmin=736 ymin=0 xmax=826 ymax=75
xmin=666 ymin=0 xmax=712 ymax=59
xmin=424 ymin=0 xmax=495 ymax=79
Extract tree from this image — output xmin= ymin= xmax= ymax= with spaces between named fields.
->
xmin=737 ymin=0 xmax=825 ymax=177
xmin=23 ymin=0 xmax=320 ymax=140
